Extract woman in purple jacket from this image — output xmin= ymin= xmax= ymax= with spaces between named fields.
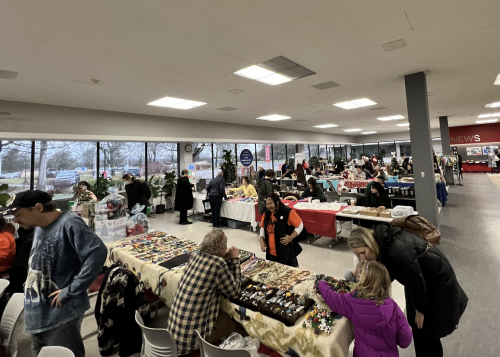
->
xmin=319 ymin=260 xmax=412 ymax=357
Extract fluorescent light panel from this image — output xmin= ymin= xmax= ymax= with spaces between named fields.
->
xmin=234 ymin=65 xmax=292 ymax=85
xmin=478 ymin=113 xmax=500 ymax=118
xmin=485 ymin=101 xmax=500 ymax=108
xmin=495 ymin=74 xmax=500 ymax=85
xmin=397 ymin=123 xmax=410 ymax=127
xmin=314 ymin=124 xmax=338 ymax=128
xmin=361 ymin=131 xmax=377 ymax=134
xmin=256 ymin=114 xmax=291 ymax=121
xmin=147 ymin=96 xmax=206 ymax=109
xmin=334 ymin=98 xmax=377 ymax=109
xmin=377 ymin=115 xmax=405 ymax=121
xmin=476 ymin=119 xmax=498 ymax=124
xmin=343 ymin=128 xmax=363 ymax=132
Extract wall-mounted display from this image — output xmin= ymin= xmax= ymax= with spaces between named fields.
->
xmin=466 ymin=147 xmax=482 ymax=156
xmin=482 ymin=146 xmax=498 ymax=155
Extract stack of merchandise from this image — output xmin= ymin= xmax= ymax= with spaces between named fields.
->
xmin=94 ymin=189 xmax=127 ymax=242
xmin=126 ymin=204 xmax=149 ymax=237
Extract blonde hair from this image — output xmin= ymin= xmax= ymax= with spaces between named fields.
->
xmin=348 ymin=227 xmax=380 ymax=260
xmin=356 ymin=260 xmax=391 ymax=306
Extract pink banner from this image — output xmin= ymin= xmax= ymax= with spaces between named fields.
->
xmin=265 ymin=146 xmax=270 ymax=162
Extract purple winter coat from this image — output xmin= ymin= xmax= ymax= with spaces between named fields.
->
xmin=319 ymin=281 xmax=412 ymax=357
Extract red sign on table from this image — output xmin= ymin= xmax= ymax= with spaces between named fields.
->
xmin=265 ymin=146 xmax=270 ymax=162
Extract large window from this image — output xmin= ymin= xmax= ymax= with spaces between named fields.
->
xmin=364 ymin=143 xmax=378 ymax=158
xmin=349 ymin=144 xmax=363 ymax=160
xmin=334 ymin=145 xmax=346 ymax=160
xmin=99 ymin=142 xmax=145 ymax=183
xmin=379 ymin=142 xmax=396 ymax=166
xmin=304 ymin=145 xmax=310 ymax=160
xmin=0 ymin=140 xmax=32 ymax=196
xmin=319 ymin=145 xmax=328 ymax=160
xmin=272 ymin=144 xmax=286 ymax=172
xmin=287 ymin=144 xmax=295 ymax=159
xmin=310 ymin=145 xmax=319 ymax=158
xmin=34 ymin=141 xmax=97 ymax=200
xmin=191 ymin=143 xmax=212 ymax=180
xmin=236 ymin=144 xmax=255 ymax=178
xmin=147 ymin=142 xmax=177 ymax=179
xmin=399 ymin=142 xmax=412 ymax=157
xmin=214 ymin=143 xmax=236 ymax=177
xmin=256 ymin=144 xmax=272 ymax=171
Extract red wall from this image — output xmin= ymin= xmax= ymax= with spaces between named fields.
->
xmin=449 ymin=122 xmax=500 ymax=144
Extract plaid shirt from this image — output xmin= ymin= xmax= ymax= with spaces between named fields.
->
xmin=166 ymin=252 xmax=241 ymax=355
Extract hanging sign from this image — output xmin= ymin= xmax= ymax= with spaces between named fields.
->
xmin=265 ymin=146 xmax=270 ymax=163
xmin=239 ymin=149 xmax=253 ymax=167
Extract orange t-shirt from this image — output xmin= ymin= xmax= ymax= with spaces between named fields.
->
xmin=0 ymin=231 xmax=16 ymax=272
xmin=261 ymin=210 xmax=302 ymax=257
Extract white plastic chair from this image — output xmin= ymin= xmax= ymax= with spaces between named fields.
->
xmin=135 ymin=311 xmax=178 ymax=357
xmin=38 ymin=346 xmax=75 ymax=357
xmin=0 ymin=280 xmax=9 ymax=300
xmin=196 ymin=330 xmax=252 ymax=357
xmin=0 ymin=293 xmax=25 ymax=357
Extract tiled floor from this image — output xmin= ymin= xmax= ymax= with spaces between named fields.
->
xmin=13 ymin=173 xmax=499 ymax=356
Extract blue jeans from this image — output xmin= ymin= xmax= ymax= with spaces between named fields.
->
xmin=31 ymin=315 xmax=84 ymax=357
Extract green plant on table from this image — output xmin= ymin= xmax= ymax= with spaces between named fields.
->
xmin=94 ymin=175 xmax=113 ymax=200
xmin=0 ymin=184 xmax=10 ymax=207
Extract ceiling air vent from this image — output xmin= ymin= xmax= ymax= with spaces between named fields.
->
xmin=381 ymin=39 xmax=406 ymax=52
xmin=369 ymin=107 xmax=387 ymax=111
xmin=228 ymin=89 xmax=244 ymax=94
xmin=311 ymin=81 xmax=340 ymax=90
xmin=217 ymin=107 xmax=238 ymax=111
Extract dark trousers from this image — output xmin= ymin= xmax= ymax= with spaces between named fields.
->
xmin=266 ymin=251 xmax=298 ymax=268
xmin=31 ymin=315 xmax=85 ymax=357
xmin=406 ymin=290 xmax=443 ymax=357
xmin=209 ymin=196 xmax=223 ymax=227
xmin=179 ymin=209 xmax=188 ymax=223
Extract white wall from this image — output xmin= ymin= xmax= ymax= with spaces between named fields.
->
xmin=0 ymin=100 xmax=354 ymax=144
xmin=354 ymin=129 xmax=441 ymax=143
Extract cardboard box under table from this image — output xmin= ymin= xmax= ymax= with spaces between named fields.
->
xmin=105 ymin=231 xmax=354 ymax=357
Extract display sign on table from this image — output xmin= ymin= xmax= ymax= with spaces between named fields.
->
xmin=466 ymin=147 xmax=482 ymax=156
xmin=239 ymin=149 xmax=253 ymax=167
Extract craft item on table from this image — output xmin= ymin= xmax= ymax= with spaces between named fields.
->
xmin=126 ymin=204 xmax=150 ymax=236
xmin=314 ymin=275 xmax=352 ymax=297
xmin=341 ymin=206 xmax=360 ymax=215
xmin=252 ymin=263 xmax=290 ymax=285
xmin=259 ymin=289 xmax=315 ymax=327
xmin=158 ymin=253 xmax=192 ymax=269
xmin=96 ymin=188 xmax=126 ymax=220
xmin=305 ymin=304 xmax=340 ymax=335
xmin=293 ymin=202 xmax=342 ymax=211
xmin=231 ymin=281 xmax=277 ymax=311
xmin=359 ymin=207 xmax=381 ymax=217
xmin=379 ymin=209 xmax=391 ymax=218
xmin=391 ymin=205 xmax=414 ymax=218
xmin=239 ymin=197 xmax=257 ymax=203
xmin=239 ymin=249 xmax=255 ymax=264
xmin=241 ymin=257 xmax=273 ymax=278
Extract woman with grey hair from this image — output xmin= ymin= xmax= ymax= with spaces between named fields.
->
xmin=167 ymin=229 xmax=241 ymax=355
xmin=206 ymin=171 xmax=227 ymax=228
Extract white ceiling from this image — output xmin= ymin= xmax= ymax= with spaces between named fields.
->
xmin=1 ymin=0 xmax=500 ymax=137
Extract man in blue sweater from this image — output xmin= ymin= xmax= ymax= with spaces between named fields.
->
xmin=6 ymin=191 xmax=107 ymax=357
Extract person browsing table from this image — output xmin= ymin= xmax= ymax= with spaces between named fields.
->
xmin=229 ymin=176 xmax=257 ymax=197
xmin=259 ymin=193 xmax=305 ymax=267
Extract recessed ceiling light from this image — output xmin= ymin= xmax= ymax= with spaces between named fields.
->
xmin=494 ymin=74 xmax=500 ymax=85
xmin=314 ymin=124 xmax=339 ymax=128
xmin=485 ymin=101 xmax=500 ymax=108
xmin=343 ymin=128 xmax=363 ymax=132
xmin=256 ymin=114 xmax=292 ymax=121
xmin=397 ymin=123 xmax=410 ymax=127
xmin=478 ymin=119 xmax=499 ymax=124
xmin=381 ymin=39 xmax=407 ymax=52
xmin=376 ymin=115 xmax=405 ymax=121
xmin=334 ymin=98 xmax=377 ymax=109
xmin=234 ymin=65 xmax=292 ymax=85
xmin=147 ymin=96 xmax=206 ymax=109
xmin=361 ymin=131 xmax=377 ymax=134
xmin=478 ymin=114 xmax=492 ymax=118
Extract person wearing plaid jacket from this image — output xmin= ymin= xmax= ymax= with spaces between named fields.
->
xmin=167 ymin=229 xmax=242 ymax=355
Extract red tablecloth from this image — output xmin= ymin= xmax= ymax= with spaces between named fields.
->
xmin=337 ymin=179 xmax=372 ymax=190
xmin=255 ymin=200 xmax=341 ymax=238
xmin=462 ymin=163 xmax=491 ymax=172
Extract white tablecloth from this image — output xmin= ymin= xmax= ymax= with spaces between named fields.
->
xmin=193 ymin=195 xmax=257 ymax=231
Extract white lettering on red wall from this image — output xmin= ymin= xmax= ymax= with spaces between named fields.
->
xmin=450 ymin=135 xmax=481 ymax=143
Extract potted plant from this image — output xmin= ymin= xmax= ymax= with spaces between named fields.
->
xmin=0 ymin=184 xmax=10 ymax=207
xmin=309 ymin=156 xmax=319 ymax=169
xmin=222 ymin=150 xmax=237 ymax=183
xmin=157 ymin=171 xmax=176 ymax=214
xmin=93 ymin=175 xmax=113 ymax=200
xmin=147 ymin=175 xmax=163 ymax=211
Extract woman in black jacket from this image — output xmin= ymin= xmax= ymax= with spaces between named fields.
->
xmin=348 ymin=226 xmax=468 ymax=357
xmin=301 ymin=177 xmax=326 ymax=202
xmin=367 ymin=181 xmax=391 ymax=209
xmin=122 ymin=174 xmax=151 ymax=214
xmin=174 ymin=169 xmax=194 ymax=225
xmin=259 ymin=193 xmax=305 ymax=267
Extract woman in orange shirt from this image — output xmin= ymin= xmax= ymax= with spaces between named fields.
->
xmin=0 ymin=215 xmax=16 ymax=273
xmin=259 ymin=193 xmax=305 ymax=267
